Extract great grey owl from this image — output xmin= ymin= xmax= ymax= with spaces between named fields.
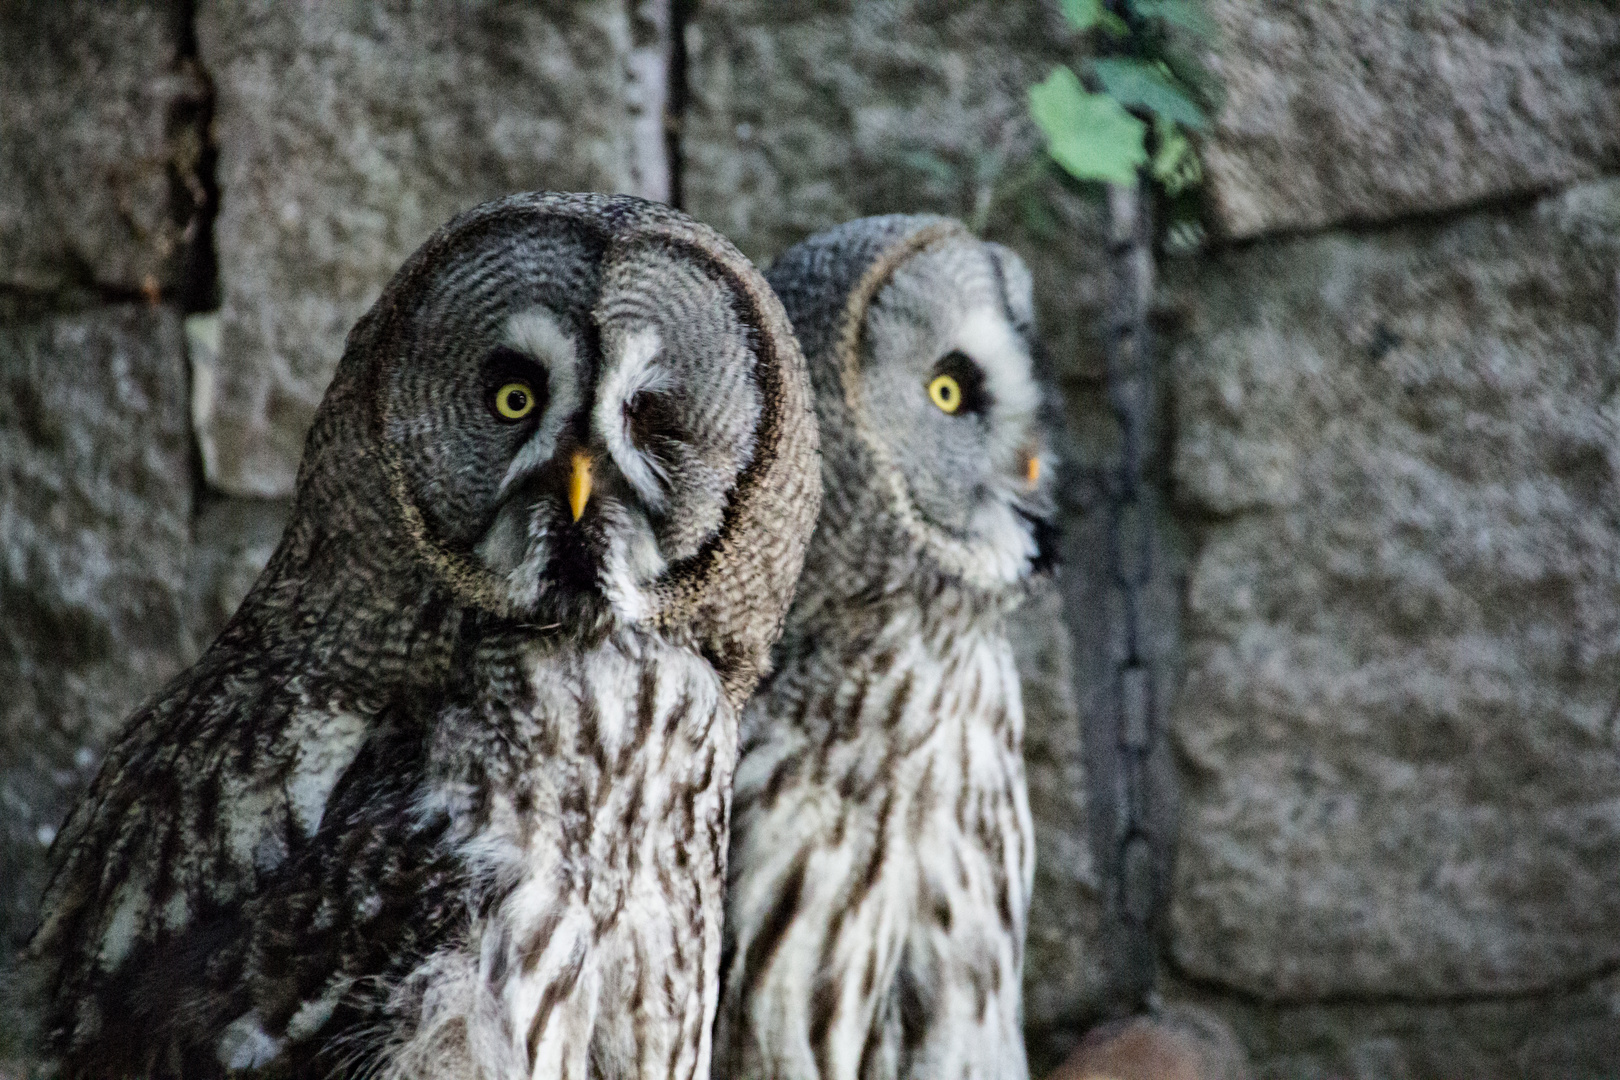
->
xmin=714 ymin=216 xmax=1050 ymax=1080
xmin=30 ymin=192 xmax=820 ymax=1080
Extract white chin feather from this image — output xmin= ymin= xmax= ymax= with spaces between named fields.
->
xmin=962 ymin=500 xmax=1037 ymax=586
xmin=476 ymin=491 xmax=668 ymax=622
xmin=598 ymin=496 xmax=667 ymax=623
xmin=475 ymin=502 xmax=552 ymax=610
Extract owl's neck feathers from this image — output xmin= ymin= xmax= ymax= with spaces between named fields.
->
xmin=780 ymin=402 xmax=1032 ymax=665
xmin=766 ymin=547 xmax=1021 ymax=703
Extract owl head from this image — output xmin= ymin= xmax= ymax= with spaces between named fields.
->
xmin=765 ymin=215 xmax=1051 ymax=603
xmin=272 ymin=193 xmax=820 ymax=701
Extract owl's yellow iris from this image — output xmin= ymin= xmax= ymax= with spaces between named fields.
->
xmin=928 ymin=374 xmax=962 ymax=414
xmin=495 ymin=382 xmax=536 ymax=420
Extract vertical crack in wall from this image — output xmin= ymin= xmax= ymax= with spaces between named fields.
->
xmin=168 ymin=0 xmax=224 ymax=560
xmin=627 ymin=0 xmax=688 ymax=208
xmin=167 ymin=0 xmax=218 ymax=315
xmin=665 ymin=0 xmax=691 ymax=210
xmin=628 ymin=0 xmax=673 ymax=205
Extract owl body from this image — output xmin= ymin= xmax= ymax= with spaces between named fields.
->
xmin=31 ymin=194 xmax=820 ymax=1080
xmin=716 ymin=217 xmax=1048 ymax=1080
xmin=184 ymin=628 xmax=735 ymax=1080
xmin=725 ymin=586 xmax=1031 ymax=1080
xmin=327 ymin=629 xmax=735 ymax=1080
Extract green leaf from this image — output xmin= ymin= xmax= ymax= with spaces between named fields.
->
xmin=1150 ymin=115 xmax=1202 ymax=194
xmin=1028 ymin=66 xmax=1147 ymax=186
xmin=1059 ymin=0 xmax=1102 ymax=30
xmin=1091 ymin=57 xmax=1208 ymax=129
xmin=1134 ymin=0 xmax=1215 ymax=35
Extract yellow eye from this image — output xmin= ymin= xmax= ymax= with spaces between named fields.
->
xmin=494 ymin=382 xmax=536 ymax=421
xmin=928 ymin=374 xmax=962 ymax=414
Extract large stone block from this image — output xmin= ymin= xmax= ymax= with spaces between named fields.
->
xmin=1202 ymin=0 xmax=1620 ymax=238
xmin=194 ymin=0 xmax=659 ymax=496
xmin=0 ymin=305 xmax=195 ymax=1045
xmin=0 ymin=0 xmax=208 ymax=296
xmin=1167 ymin=180 xmax=1620 ymax=999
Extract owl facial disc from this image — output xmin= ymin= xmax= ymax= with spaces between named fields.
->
xmin=855 ymin=229 xmax=1052 ymax=587
xmin=471 ymin=296 xmax=761 ymax=623
xmin=373 ymin=208 xmax=771 ymax=628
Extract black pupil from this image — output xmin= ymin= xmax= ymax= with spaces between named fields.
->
xmin=506 ymin=388 xmax=527 ymax=412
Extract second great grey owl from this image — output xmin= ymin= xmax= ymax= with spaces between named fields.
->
xmin=30 ymin=193 xmax=820 ymax=1080
xmin=714 ymin=216 xmax=1051 ymax=1080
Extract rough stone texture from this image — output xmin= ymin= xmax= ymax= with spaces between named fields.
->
xmin=0 ymin=0 xmax=208 ymax=297
xmin=186 ymin=496 xmax=291 ymax=649
xmin=1011 ymin=578 xmax=1109 ymax=1033
xmin=0 ymin=306 xmax=195 ymax=1047
xmin=1167 ymin=180 xmax=1620 ymax=1000
xmin=194 ymin=0 xmax=658 ymax=497
xmin=1176 ymin=971 xmax=1620 ymax=1080
xmin=683 ymin=0 xmax=1111 ymax=382
xmin=1202 ymin=0 xmax=1620 ymax=239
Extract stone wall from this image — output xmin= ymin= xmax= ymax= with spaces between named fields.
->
xmin=3 ymin=2 xmax=1619 ymax=1077
xmin=1164 ymin=1 xmax=1620 ymax=1076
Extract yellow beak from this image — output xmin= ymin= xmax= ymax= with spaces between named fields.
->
xmin=568 ymin=451 xmax=593 ymax=522
xmin=1025 ymin=453 xmax=1041 ymax=489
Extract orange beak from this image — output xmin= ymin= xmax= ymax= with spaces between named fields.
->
xmin=568 ymin=451 xmax=593 ymax=522
xmin=1025 ymin=453 xmax=1041 ymax=489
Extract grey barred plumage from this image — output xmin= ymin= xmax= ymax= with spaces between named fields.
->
xmin=714 ymin=216 xmax=1051 ymax=1080
xmin=29 ymin=192 xmax=820 ymax=1080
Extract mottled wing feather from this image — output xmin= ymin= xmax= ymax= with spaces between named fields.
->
xmin=31 ymin=639 xmax=404 ymax=1075
xmin=237 ymin=705 xmax=470 ymax=1079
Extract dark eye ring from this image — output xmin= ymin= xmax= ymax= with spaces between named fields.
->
xmin=483 ymin=345 xmax=549 ymax=424
xmin=625 ymin=390 xmax=676 ymax=446
xmin=929 ymin=350 xmax=990 ymax=416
